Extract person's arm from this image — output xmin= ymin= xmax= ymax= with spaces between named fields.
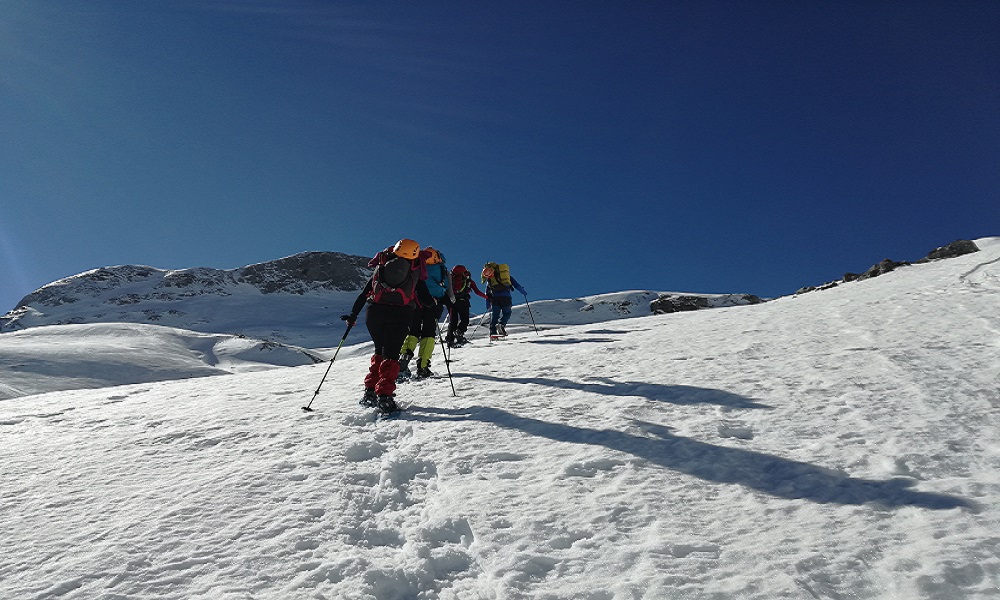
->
xmin=511 ymin=277 xmax=526 ymax=296
xmin=343 ymin=279 xmax=373 ymax=324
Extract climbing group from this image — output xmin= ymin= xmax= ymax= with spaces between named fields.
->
xmin=341 ymin=239 xmax=527 ymax=414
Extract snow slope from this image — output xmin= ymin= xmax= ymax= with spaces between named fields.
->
xmin=0 ymin=323 xmax=321 ymax=400
xmin=501 ymin=290 xmax=760 ymax=327
xmin=1 ymin=238 xmax=998 ymax=599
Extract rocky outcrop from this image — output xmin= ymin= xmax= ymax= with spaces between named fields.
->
xmin=236 ymin=252 xmax=371 ymax=294
xmin=857 ymin=258 xmax=910 ymax=281
xmin=918 ymin=240 xmax=980 ymax=262
xmin=795 ymin=240 xmax=980 ymax=296
xmin=1 ymin=252 xmax=373 ymax=346
xmin=11 ymin=252 xmax=371 ymax=312
xmin=650 ymin=293 xmax=762 ymax=315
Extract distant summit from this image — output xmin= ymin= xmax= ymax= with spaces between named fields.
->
xmin=1 ymin=252 xmax=372 ymax=348
xmin=2 ymin=249 xmax=767 ymax=348
xmin=4 ymin=240 xmax=985 ymax=349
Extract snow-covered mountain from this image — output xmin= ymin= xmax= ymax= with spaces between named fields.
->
xmin=1 ymin=237 xmax=997 ymax=599
xmin=1 ymin=252 xmax=372 ymax=348
xmin=516 ymin=291 xmax=761 ymax=328
xmin=1 ymin=253 xmax=762 ymax=347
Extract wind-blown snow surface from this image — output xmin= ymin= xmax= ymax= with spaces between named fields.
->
xmin=1 ymin=238 xmax=999 ymax=599
xmin=0 ymin=323 xmax=321 ymax=400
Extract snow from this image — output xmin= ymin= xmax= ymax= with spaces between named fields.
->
xmin=500 ymin=291 xmax=759 ymax=327
xmin=2 ymin=253 xmax=760 ymax=349
xmin=0 ymin=323 xmax=320 ymax=400
xmin=1 ymin=238 xmax=999 ymax=599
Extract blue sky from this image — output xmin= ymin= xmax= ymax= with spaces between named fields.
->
xmin=2 ymin=1 xmax=998 ymax=313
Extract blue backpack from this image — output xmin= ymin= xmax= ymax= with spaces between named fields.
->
xmin=425 ymin=262 xmax=449 ymax=299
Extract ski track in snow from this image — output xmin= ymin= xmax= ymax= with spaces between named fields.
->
xmin=1 ymin=238 xmax=999 ymax=599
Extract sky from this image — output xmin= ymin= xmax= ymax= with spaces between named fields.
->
xmin=1 ymin=0 xmax=998 ymax=313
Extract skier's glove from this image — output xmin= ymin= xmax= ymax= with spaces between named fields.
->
xmin=341 ymin=314 xmax=357 ymax=327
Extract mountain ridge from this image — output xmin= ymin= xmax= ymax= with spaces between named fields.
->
xmin=1 ymin=239 xmax=984 ymax=348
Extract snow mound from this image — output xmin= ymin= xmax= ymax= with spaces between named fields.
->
xmin=0 ymin=323 xmax=320 ymax=400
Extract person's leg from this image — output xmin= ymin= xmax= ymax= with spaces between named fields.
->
xmin=456 ymin=299 xmax=471 ymax=338
xmin=490 ymin=303 xmax=502 ymax=335
xmin=415 ymin=305 xmax=438 ymax=371
xmin=499 ymin=305 xmax=512 ymax=335
xmin=374 ymin=308 xmax=414 ymax=399
xmin=363 ymin=305 xmax=386 ymax=401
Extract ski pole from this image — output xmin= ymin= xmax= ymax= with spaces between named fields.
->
xmin=302 ymin=322 xmax=354 ymax=412
xmin=522 ymin=293 xmax=539 ymax=335
xmin=435 ymin=322 xmax=457 ymax=397
xmin=468 ymin=309 xmax=489 ymax=341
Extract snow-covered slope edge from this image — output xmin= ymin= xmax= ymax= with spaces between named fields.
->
xmin=0 ymin=252 xmax=371 ymax=348
xmin=500 ymin=290 xmax=761 ymax=327
xmin=0 ymin=323 xmax=322 ymax=400
xmin=0 ymin=238 xmax=997 ymax=599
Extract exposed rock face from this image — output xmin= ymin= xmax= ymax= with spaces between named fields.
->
xmin=795 ymin=239 xmax=981 ymax=296
xmin=236 ymin=252 xmax=371 ymax=294
xmin=919 ymin=240 xmax=980 ymax=262
xmin=1 ymin=252 xmax=373 ymax=347
xmin=858 ymin=258 xmax=910 ymax=281
xmin=650 ymin=293 xmax=762 ymax=315
xmin=11 ymin=252 xmax=371 ymax=312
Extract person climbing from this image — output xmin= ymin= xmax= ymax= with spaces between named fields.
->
xmin=445 ymin=264 xmax=487 ymax=347
xmin=482 ymin=262 xmax=526 ymax=340
xmin=399 ymin=247 xmax=454 ymax=379
xmin=342 ymin=238 xmax=424 ymax=414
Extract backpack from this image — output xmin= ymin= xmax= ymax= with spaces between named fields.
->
xmin=425 ymin=262 xmax=449 ymax=299
xmin=483 ymin=262 xmax=512 ymax=288
xmin=369 ymin=251 xmax=417 ymax=305
xmin=452 ymin=265 xmax=471 ymax=294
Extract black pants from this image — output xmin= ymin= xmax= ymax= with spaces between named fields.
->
xmin=447 ymin=296 xmax=472 ymax=341
xmin=366 ymin=303 xmax=415 ymax=361
xmin=408 ymin=301 xmax=443 ymax=339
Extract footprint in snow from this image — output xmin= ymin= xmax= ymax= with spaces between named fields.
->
xmin=718 ymin=421 xmax=754 ymax=440
xmin=563 ymin=458 xmax=625 ymax=478
xmin=344 ymin=441 xmax=386 ymax=462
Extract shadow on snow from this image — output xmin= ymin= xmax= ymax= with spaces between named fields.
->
xmin=524 ymin=338 xmax=621 ymax=345
xmin=405 ymin=402 xmax=976 ymax=511
xmin=459 ymin=373 xmax=772 ymax=409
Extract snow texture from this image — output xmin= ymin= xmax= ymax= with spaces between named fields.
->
xmin=1 ymin=237 xmax=998 ymax=599
xmin=0 ymin=323 xmax=321 ymax=400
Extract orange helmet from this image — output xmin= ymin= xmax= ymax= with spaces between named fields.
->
xmin=424 ymin=247 xmax=442 ymax=264
xmin=392 ymin=238 xmax=420 ymax=260
xmin=482 ymin=265 xmax=495 ymax=280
